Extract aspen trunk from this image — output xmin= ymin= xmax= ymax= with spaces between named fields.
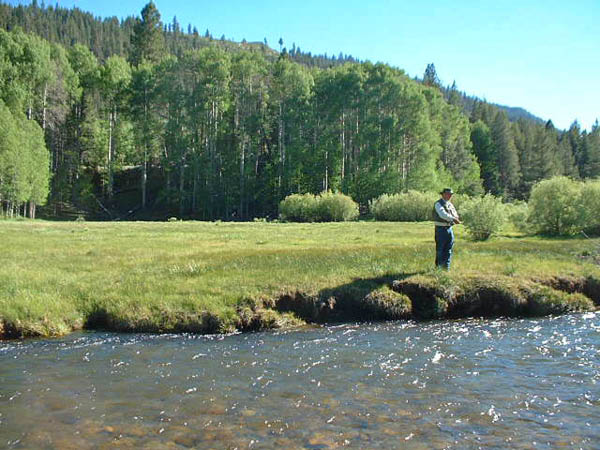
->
xmin=192 ymin=167 xmax=197 ymax=214
xmin=141 ymin=93 xmax=148 ymax=209
xmin=278 ymin=102 xmax=284 ymax=193
xmin=142 ymin=149 xmax=147 ymax=208
xmin=341 ymin=111 xmax=345 ymax=181
xmin=42 ymin=84 xmax=48 ymax=130
xmin=108 ymin=108 xmax=114 ymax=198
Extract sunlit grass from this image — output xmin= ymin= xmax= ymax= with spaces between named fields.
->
xmin=1 ymin=220 xmax=598 ymax=337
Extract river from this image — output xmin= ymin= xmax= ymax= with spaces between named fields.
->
xmin=1 ymin=313 xmax=599 ymax=449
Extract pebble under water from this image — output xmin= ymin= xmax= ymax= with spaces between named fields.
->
xmin=1 ymin=313 xmax=599 ymax=449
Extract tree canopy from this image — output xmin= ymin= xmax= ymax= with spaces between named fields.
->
xmin=0 ymin=1 xmax=597 ymax=220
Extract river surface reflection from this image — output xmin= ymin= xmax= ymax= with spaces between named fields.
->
xmin=1 ymin=313 xmax=599 ymax=448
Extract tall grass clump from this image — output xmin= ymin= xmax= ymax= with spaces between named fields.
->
xmin=460 ymin=194 xmax=506 ymax=240
xmin=279 ymin=192 xmax=358 ymax=222
xmin=528 ymin=176 xmax=583 ymax=235
xmin=369 ymin=191 xmax=437 ymax=221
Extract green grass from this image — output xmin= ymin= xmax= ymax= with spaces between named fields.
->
xmin=1 ymin=220 xmax=599 ymax=338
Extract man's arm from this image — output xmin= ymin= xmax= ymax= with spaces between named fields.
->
xmin=435 ymin=202 xmax=456 ymax=223
xmin=448 ymin=203 xmax=461 ymax=224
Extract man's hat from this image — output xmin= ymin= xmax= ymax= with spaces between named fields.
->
xmin=440 ymin=188 xmax=454 ymax=195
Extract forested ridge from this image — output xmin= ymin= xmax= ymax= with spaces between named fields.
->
xmin=1 ymin=1 xmax=598 ymax=220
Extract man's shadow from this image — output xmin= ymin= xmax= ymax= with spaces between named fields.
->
xmin=275 ymin=271 xmax=425 ymax=323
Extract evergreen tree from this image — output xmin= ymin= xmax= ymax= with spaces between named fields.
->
xmin=130 ymin=1 xmax=165 ymax=66
xmin=491 ymin=112 xmax=520 ymax=198
xmin=471 ymin=120 xmax=500 ymax=194
xmin=423 ymin=63 xmax=440 ymax=88
xmin=581 ymin=121 xmax=600 ymax=178
xmin=566 ymin=121 xmax=583 ymax=176
xmin=447 ymin=81 xmax=462 ymax=107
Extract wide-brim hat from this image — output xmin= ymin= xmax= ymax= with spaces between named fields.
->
xmin=440 ymin=188 xmax=454 ymax=195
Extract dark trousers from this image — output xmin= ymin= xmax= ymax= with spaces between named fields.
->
xmin=435 ymin=226 xmax=454 ymax=270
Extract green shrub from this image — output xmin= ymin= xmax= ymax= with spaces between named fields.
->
xmin=315 ymin=191 xmax=359 ymax=222
xmin=368 ymin=194 xmax=396 ymax=221
xmin=369 ymin=191 xmax=437 ymax=221
xmin=580 ymin=179 xmax=600 ymax=235
xmin=279 ymin=193 xmax=318 ymax=222
xmin=528 ymin=176 xmax=583 ymax=235
xmin=504 ymin=200 xmax=530 ymax=233
xmin=460 ymin=194 xmax=506 ymax=240
xmin=448 ymin=193 xmax=472 ymax=214
xmin=279 ymin=192 xmax=358 ymax=222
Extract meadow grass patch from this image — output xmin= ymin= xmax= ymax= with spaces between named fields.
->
xmin=1 ymin=220 xmax=598 ymax=338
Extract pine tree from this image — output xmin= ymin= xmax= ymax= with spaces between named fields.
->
xmin=491 ymin=112 xmax=520 ymax=198
xmin=130 ymin=2 xmax=165 ymax=66
xmin=471 ymin=120 xmax=500 ymax=194
xmin=581 ymin=121 xmax=600 ymax=178
xmin=447 ymin=81 xmax=462 ymax=107
xmin=566 ymin=121 xmax=583 ymax=176
xmin=423 ymin=63 xmax=440 ymax=88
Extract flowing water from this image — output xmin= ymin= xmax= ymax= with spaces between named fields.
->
xmin=1 ymin=313 xmax=599 ymax=449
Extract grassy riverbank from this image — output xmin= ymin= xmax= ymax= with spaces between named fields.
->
xmin=1 ymin=220 xmax=599 ymax=338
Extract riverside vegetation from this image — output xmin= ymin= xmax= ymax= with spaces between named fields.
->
xmin=1 ymin=219 xmax=598 ymax=339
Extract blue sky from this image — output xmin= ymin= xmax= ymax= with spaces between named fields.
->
xmin=9 ymin=0 xmax=600 ymax=131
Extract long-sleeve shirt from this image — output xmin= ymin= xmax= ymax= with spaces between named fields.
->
xmin=434 ymin=199 xmax=459 ymax=227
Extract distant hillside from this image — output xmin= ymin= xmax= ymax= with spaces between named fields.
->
xmin=0 ymin=1 xmax=550 ymax=122
xmin=440 ymin=83 xmax=545 ymax=125
xmin=0 ymin=1 xmax=356 ymax=68
xmin=492 ymin=104 xmax=545 ymax=125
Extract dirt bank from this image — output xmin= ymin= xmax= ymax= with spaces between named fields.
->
xmin=1 ymin=274 xmax=598 ymax=340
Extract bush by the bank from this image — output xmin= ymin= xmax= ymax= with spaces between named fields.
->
xmin=505 ymin=201 xmax=530 ymax=233
xmin=369 ymin=191 xmax=438 ymax=221
xmin=369 ymin=191 xmax=473 ymax=222
xmin=279 ymin=192 xmax=358 ymax=222
xmin=580 ymin=179 xmax=600 ymax=235
xmin=460 ymin=194 xmax=506 ymax=240
xmin=315 ymin=191 xmax=360 ymax=222
xmin=528 ymin=177 xmax=583 ymax=235
xmin=279 ymin=193 xmax=318 ymax=222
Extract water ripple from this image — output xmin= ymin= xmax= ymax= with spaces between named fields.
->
xmin=1 ymin=314 xmax=599 ymax=448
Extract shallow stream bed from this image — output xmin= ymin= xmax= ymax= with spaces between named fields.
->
xmin=1 ymin=313 xmax=599 ymax=448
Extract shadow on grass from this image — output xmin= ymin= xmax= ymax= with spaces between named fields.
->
xmin=272 ymin=270 xmax=600 ymax=326
xmin=273 ymin=271 xmax=425 ymax=324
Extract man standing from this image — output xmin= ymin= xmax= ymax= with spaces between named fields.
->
xmin=433 ymin=188 xmax=461 ymax=270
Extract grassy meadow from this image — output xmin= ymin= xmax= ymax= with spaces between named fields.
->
xmin=1 ymin=219 xmax=599 ymax=338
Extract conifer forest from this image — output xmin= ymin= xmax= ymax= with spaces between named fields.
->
xmin=0 ymin=1 xmax=598 ymax=220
